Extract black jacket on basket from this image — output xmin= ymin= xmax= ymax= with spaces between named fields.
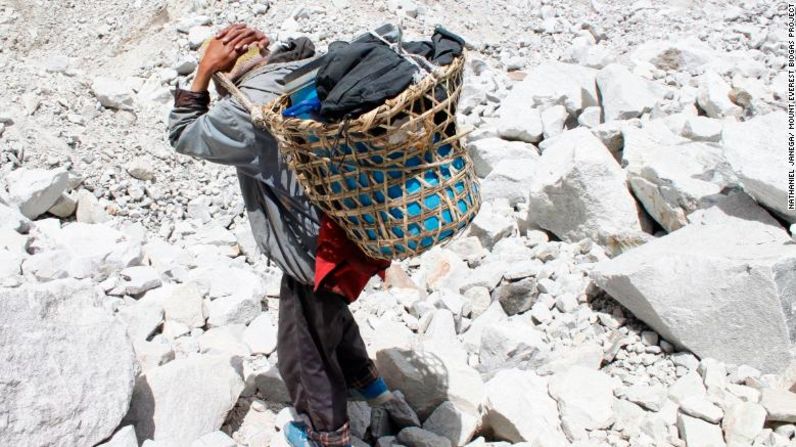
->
xmin=315 ymin=26 xmax=464 ymax=121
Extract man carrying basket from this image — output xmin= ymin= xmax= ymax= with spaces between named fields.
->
xmin=168 ymin=24 xmax=415 ymax=447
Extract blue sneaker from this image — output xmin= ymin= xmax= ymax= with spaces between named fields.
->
xmin=283 ymin=422 xmax=320 ymax=447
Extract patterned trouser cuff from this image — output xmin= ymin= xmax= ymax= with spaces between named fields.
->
xmin=349 ymin=363 xmax=380 ymax=390
xmin=309 ymin=421 xmax=351 ymax=447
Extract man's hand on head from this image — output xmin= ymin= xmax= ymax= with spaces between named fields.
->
xmin=191 ymin=24 xmax=270 ymax=93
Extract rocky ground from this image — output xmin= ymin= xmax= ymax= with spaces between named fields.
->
xmin=1 ymin=0 xmax=795 ymax=446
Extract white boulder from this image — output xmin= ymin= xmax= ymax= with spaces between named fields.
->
xmin=497 ymin=106 xmax=543 ymax=143
xmin=422 ymin=401 xmax=479 ymax=446
xmin=92 ymin=77 xmax=134 ymax=110
xmin=677 ymin=413 xmax=726 ymax=447
xmin=480 ymin=157 xmax=539 ymax=206
xmin=698 ymin=70 xmax=742 ymax=119
xmin=162 ymin=283 xmax=206 ymax=328
xmin=502 ymin=61 xmax=599 ymax=115
xmin=723 ymin=112 xmax=794 ymax=223
xmin=376 ymin=346 xmax=486 ymax=419
xmin=548 ymin=366 xmax=619 ymax=440
xmin=484 ymin=369 xmax=568 ymax=444
xmin=124 ymin=354 xmax=244 ymax=445
xmin=243 ymin=312 xmax=278 ymax=355
xmin=722 ymin=402 xmax=766 ymax=447
xmin=466 ymin=138 xmax=538 ymax=178
xmin=622 ymin=126 xmax=731 ymax=232
xmin=4 ymin=167 xmax=69 ymax=219
xmin=527 ymin=128 xmax=644 ymax=246
xmin=596 ymin=64 xmax=666 ymax=121
xmin=591 ymin=213 xmax=796 ymax=373
xmin=0 ymin=280 xmax=136 ymax=446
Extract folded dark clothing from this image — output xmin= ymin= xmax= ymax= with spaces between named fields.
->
xmin=269 ymin=37 xmax=316 ymax=64
xmin=316 ymin=42 xmax=416 ymax=121
xmin=315 ymin=27 xmax=465 ymax=121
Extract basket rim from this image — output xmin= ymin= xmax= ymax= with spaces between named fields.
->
xmin=261 ymin=54 xmax=466 ymax=135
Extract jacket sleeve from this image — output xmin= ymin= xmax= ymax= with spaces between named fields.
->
xmin=167 ymin=86 xmax=264 ymax=168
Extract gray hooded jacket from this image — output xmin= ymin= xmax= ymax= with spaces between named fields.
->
xmin=168 ymin=60 xmax=319 ymax=285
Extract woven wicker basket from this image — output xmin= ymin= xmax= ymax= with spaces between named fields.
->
xmin=218 ymin=55 xmax=480 ymax=260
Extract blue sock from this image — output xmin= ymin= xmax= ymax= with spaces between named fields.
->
xmin=358 ymin=377 xmax=391 ymax=403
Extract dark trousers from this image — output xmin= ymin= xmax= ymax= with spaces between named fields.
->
xmin=277 ymin=275 xmax=379 ymax=447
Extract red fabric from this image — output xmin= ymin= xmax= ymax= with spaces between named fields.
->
xmin=315 ymin=215 xmax=390 ymax=302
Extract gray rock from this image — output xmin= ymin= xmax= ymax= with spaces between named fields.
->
xmin=761 ymin=388 xmax=796 ymax=423
xmin=118 ymin=302 xmax=164 ymax=341
xmin=188 ymin=26 xmax=214 ymax=49
xmin=682 ymin=116 xmax=723 ymax=142
xmin=127 ymin=158 xmax=155 ymax=181
xmin=175 ymin=56 xmax=198 ymax=75
xmin=484 ymin=369 xmax=567 ymax=444
xmin=591 ymin=214 xmax=796 ymax=373
xmin=622 ymin=126 xmax=730 ymax=232
xmin=0 ymin=280 xmax=136 ymax=446
xmin=124 ymin=354 xmax=244 ymax=445
xmin=541 ymin=105 xmax=568 ymax=140
xmin=630 ymin=38 xmax=717 ymax=72
xmin=92 ymin=77 xmax=134 ymax=110
xmin=492 ymin=276 xmax=537 ymax=316
xmin=254 ymin=362 xmax=291 ymax=403
xmin=48 ymin=192 xmax=78 ymax=218
xmin=677 ymin=413 xmax=726 ymax=447
xmin=548 ymin=366 xmax=618 ymax=440
xmin=480 ymin=158 xmax=539 ymax=206
xmin=722 ymin=402 xmax=766 ymax=447
xmin=397 ymin=427 xmax=452 ymax=447
xmin=577 ymin=106 xmax=602 ymax=129
xmin=501 ymin=62 xmax=598 ymax=115
xmin=479 ymin=321 xmax=547 ymax=371
xmin=497 ymin=106 xmax=543 ymax=143
xmin=527 ymin=128 xmax=643 ymax=246
xmin=348 ymin=401 xmax=371 ymax=440
xmin=119 ymin=265 xmax=162 ymax=295
xmin=596 ymin=63 xmax=665 ymax=121
xmin=698 ymin=70 xmax=742 ymax=119
xmin=681 ymin=397 xmax=724 ymax=424
xmin=468 ymin=204 xmax=515 ymax=250
xmin=162 ymin=283 xmax=206 ymax=328
xmin=422 ymin=401 xmax=479 ymax=446
xmin=376 ymin=346 xmax=486 ymax=420
xmin=467 ymin=138 xmax=538 ymax=178
xmin=205 ymin=287 xmax=264 ymax=327
xmin=5 ymin=167 xmax=68 ymax=219
xmin=243 ymin=312 xmax=277 ymax=355
xmin=723 ymin=112 xmax=794 ymax=223
xmin=76 ymin=189 xmax=110 ymax=223
xmin=0 ymin=203 xmax=30 ymax=233
xmin=383 ymin=390 xmax=422 ymax=428
xmin=198 ymin=325 xmax=251 ymax=358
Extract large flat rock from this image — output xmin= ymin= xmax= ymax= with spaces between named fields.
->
xmin=0 ymin=279 xmax=136 ymax=445
xmin=527 ymin=128 xmax=644 ymax=246
xmin=723 ymin=112 xmax=795 ymax=223
xmin=124 ymin=354 xmax=244 ymax=446
xmin=591 ymin=214 xmax=796 ymax=373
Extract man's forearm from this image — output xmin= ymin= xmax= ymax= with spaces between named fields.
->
xmin=191 ymin=66 xmax=213 ymax=93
